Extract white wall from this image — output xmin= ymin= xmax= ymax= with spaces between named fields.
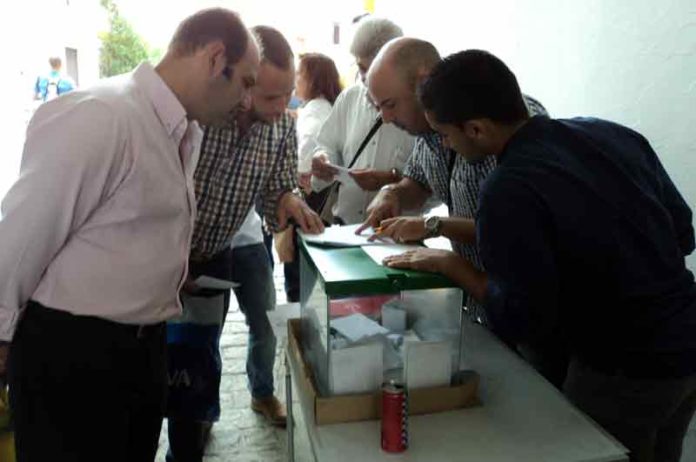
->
xmin=377 ymin=0 xmax=696 ymax=270
xmin=0 ymin=0 xmax=104 ymax=200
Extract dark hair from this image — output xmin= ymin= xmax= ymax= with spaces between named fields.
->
xmin=251 ymin=25 xmax=294 ymax=70
xmin=298 ymin=53 xmax=342 ymax=104
xmin=169 ymin=8 xmax=249 ymax=66
xmin=419 ymin=50 xmax=528 ymax=125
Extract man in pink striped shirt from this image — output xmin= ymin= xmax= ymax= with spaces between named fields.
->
xmin=0 ymin=8 xmax=259 ymax=462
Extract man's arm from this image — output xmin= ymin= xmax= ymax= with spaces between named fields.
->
xmin=356 ymin=137 xmax=438 ymax=233
xmin=0 ymin=99 xmax=125 ymax=342
xmin=356 ymin=177 xmax=430 ymax=233
xmin=477 ymin=174 xmax=560 ymax=345
xmin=348 ymin=168 xmax=401 ymax=192
xmin=384 ymin=248 xmax=487 ymax=300
xmin=262 ymin=117 xmax=323 ymax=234
xmin=34 ymin=76 xmax=43 ymax=100
xmin=439 ymin=217 xmax=476 ymax=243
xmin=371 ymin=216 xmax=476 ymax=244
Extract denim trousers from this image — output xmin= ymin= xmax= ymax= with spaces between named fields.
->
xmin=230 ymin=243 xmax=277 ymax=399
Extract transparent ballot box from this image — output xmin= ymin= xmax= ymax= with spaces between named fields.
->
xmin=299 ymin=237 xmax=465 ymax=396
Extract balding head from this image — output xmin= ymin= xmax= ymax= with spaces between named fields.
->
xmin=367 ymin=37 xmax=441 ymax=135
xmin=369 ymin=37 xmax=441 ymax=87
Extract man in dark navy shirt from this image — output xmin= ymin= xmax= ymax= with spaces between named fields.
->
xmin=391 ymin=49 xmax=696 ymax=462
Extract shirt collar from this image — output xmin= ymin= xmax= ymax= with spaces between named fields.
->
xmin=419 ymin=131 xmax=455 ymax=162
xmin=420 ymin=131 xmax=442 ymax=147
xmin=132 ymin=62 xmax=189 ymax=144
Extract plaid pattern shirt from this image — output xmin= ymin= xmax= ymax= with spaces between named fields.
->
xmin=190 ymin=113 xmax=297 ymax=259
xmin=404 ymin=95 xmax=548 ymax=323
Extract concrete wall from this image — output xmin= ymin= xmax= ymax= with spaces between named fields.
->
xmin=0 ymin=0 xmax=104 ymax=199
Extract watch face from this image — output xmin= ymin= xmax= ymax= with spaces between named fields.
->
xmin=425 ymin=216 xmax=438 ymax=231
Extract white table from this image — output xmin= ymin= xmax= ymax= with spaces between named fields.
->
xmin=272 ymin=305 xmax=628 ymax=462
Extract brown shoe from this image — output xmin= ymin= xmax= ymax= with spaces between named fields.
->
xmin=251 ymin=395 xmax=287 ymax=428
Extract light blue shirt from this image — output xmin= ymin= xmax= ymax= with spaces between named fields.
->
xmin=35 ymin=70 xmax=75 ymax=101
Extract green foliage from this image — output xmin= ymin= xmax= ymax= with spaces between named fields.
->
xmin=99 ymin=0 xmax=150 ymax=77
xmin=148 ymin=47 xmax=164 ymax=65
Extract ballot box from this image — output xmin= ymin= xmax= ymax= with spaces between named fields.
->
xmin=298 ymin=234 xmax=471 ymax=402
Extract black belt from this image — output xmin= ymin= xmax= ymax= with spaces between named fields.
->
xmin=26 ymin=300 xmax=165 ymax=340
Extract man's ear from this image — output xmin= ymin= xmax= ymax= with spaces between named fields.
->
xmin=204 ymin=40 xmax=227 ymax=79
xmin=464 ymin=120 xmax=486 ymax=139
xmin=415 ymin=66 xmax=431 ymax=86
xmin=455 ymin=120 xmax=468 ymax=136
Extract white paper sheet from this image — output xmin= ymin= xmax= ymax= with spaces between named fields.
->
xmin=331 ymin=313 xmax=389 ymax=343
xmin=330 ymin=342 xmax=383 ymax=394
xmin=381 ymin=302 xmax=407 ymax=332
xmin=361 ymin=244 xmax=423 ymax=266
xmin=300 ymin=224 xmax=395 ymax=247
xmin=333 ymin=165 xmax=358 ymax=187
xmin=194 ymin=275 xmax=240 ymax=290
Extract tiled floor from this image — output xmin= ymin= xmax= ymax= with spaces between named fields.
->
xmin=154 ymin=254 xmax=696 ymax=462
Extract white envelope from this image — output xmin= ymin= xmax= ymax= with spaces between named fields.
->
xmin=331 ymin=313 xmax=389 ymax=343
xmin=194 ymin=275 xmax=240 ymax=290
xmin=330 ymin=342 xmax=383 ymax=394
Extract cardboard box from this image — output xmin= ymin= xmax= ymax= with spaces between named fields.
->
xmin=287 ymin=318 xmax=480 ymax=425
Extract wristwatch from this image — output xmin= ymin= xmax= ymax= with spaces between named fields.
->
xmin=390 ymin=167 xmax=402 ymax=182
xmin=424 ymin=216 xmax=442 ymax=238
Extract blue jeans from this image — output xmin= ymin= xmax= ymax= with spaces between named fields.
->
xmin=230 ymin=243 xmax=277 ymax=399
xmin=166 ymin=244 xmax=276 ymax=462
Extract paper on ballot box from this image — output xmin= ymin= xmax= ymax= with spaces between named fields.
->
xmin=330 ymin=342 xmax=383 ymax=394
xmin=381 ymin=301 xmax=407 ymax=333
xmin=300 ymin=224 xmax=394 ymax=247
xmin=331 ymin=313 xmax=388 ymax=343
xmin=404 ymin=340 xmax=452 ymax=389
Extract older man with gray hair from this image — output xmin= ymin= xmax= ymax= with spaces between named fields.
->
xmin=310 ymin=17 xmax=416 ymax=225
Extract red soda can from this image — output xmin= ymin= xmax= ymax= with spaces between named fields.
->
xmin=381 ymin=380 xmax=408 ymax=452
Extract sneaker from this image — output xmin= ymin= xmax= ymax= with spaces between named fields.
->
xmin=251 ymin=395 xmax=287 ymax=428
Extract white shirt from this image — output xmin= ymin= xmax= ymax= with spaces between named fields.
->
xmin=0 ymin=62 xmax=201 ymax=341
xmin=230 ymin=208 xmax=264 ymax=248
xmin=297 ymin=97 xmax=332 ymax=173
xmin=311 ymin=83 xmax=415 ymax=224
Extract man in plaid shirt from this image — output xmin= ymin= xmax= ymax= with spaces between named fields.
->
xmin=166 ymin=26 xmax=323 ymax=462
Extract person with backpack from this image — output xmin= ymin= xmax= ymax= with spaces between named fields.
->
xmin=34 ymin=56 xmax=75 ymax=102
